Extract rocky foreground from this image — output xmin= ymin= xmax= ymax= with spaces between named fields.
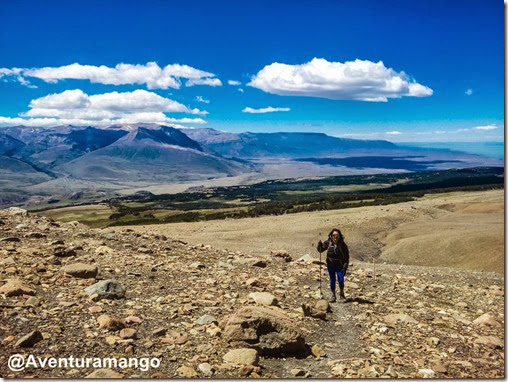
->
xmin=0 ymin=207 xmax=504 ymax=378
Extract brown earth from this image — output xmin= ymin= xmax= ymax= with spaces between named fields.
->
xmin=0 ymin=189 xmax=504 ymax=378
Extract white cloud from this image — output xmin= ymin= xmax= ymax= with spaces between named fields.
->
xmin=186 ymin=77 xmax=222 ymax=87
xmin=0 ymin=62 xmax=221 ymax=89
xmin=465 ymin=89 xmax=473 ymax=95
xmin=228 ymin=80 xmax=241 ymax=86
xmin=0 ymin=89 xmax=207 ymax=128
xmin=238 ymin=88 xmax=244 ymax=93
xmin=242 ymin=106 xmax=291 ymax=113
xmin=195 ymin=96 xmax=210 ymax=104
xmin=385 ymin=131 xmax=402 ymax=135
xmin=248 ymin=57 xmax=433 ymax=102
xmin=473 ymin=124 xmax=497 ymax=131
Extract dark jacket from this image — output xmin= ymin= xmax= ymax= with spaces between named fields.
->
xmin=317 ymin=238 xmax=349 ymax=275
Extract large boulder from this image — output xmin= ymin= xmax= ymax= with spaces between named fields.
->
xmin=85 ymin=279 xmax=125 ymax=300
xmin=224 ymin=306 xmax=305 ymax=355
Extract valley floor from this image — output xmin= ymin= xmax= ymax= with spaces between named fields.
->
xmin=120 ymin=189 xmax=504 ymax=274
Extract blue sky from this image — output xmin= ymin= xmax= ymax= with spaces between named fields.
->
xmin=0 ymin=0 xmax=503 ymax=142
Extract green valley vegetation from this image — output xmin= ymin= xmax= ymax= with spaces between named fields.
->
xmin=38 ymin=167 xmax=504 ymax=227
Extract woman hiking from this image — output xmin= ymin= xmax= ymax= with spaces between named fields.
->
xmin=317 ymin=228 xmax=350 ymax=302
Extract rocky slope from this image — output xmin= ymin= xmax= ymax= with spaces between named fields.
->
xmin=0 ymin=207 xmax=504 ymax=378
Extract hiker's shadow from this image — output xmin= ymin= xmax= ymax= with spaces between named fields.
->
xmin=343 ymin=296 xmax=374 ymax=304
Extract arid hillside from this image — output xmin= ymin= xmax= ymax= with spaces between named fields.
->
xmin=125 ymin=189 xmax=504 ymax=274
xmin=0 ymin=191 xmax=504 ymax=378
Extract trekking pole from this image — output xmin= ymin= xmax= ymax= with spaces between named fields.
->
xmin=317 ymin=232 xmax=323 ymax=298
xmin=373 ymin=256 xmax=376 ymax=282
xmin=319 ymin=249 xmax=323 ymax=297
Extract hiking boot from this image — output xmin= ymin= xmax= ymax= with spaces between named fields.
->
xmin=339 ymin=289 xmax=346 ymax=300
xmin=329 ymin=292 xmax=337 ymax=303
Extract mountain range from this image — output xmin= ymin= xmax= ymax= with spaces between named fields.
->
xmin=0 ymin=124 xmax=503 ymax=207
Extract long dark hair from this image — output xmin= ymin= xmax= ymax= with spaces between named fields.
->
xmin=328 ymin=228 xmax=344 ymax=243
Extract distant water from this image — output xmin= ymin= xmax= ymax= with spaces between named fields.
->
xmin=399 ymin=142 xmax=504 ymax=160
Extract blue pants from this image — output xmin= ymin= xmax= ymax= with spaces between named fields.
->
xmin=327 ymin=263 xmax=344 ymax=292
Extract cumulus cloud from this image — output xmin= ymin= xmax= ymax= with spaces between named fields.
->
xmin=248 ymin=57 xmax=433 ymax=102
xmin=228 ymin=80 xmax=241 ymax=86
xmin=385 ymin=131 xmax=402 ymax=135
xmin=195 ymin=96 xmax=210 ymax=104
xmin=0 ymin=89 xmax=207 ymax=128
xmin=186 ymin=77 xmax=222 ymax=87
xmin=473 ymin=124 xmax=497 ymax=131
xmin=238 ymin=88 xmax=244 ymax=93
xmin=242 ymin=106 xmax=291 ymax=113
xmin=0 ymin=62 xmax=222 ymax=89
xmin=465 ymin=89 xmax=473 ymax=95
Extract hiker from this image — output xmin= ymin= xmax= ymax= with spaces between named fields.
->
xmin=317 ymin=228 xmax=349 ymax=302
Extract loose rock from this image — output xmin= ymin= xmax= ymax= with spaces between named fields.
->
xmin=223 ymin=348 xmax=259 ymax=365
xmin=62 ymin=263 xmax=98 ymax=278
xmin=85 ymin=279 xmax=126 ymax=299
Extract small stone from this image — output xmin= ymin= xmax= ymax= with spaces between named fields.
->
xmin=475 ymin=336 xmax=504 ymax=348
xmin=382 ymin=313 xmax=418 ymax=325
xmin=119 ymin=328 xmax=137 ymax=339
xmin=239 ymin=365 xmax=261 ymax=378
xmin=252 ymin=260 xmax=267 ymax=268
xmin=427 ymin=337 xmax=440 ymax=346
xmin=290 ymin=368 xmax=305 ymax=376
xmin=301 ymin=304 xmax=326 ymax=320
xmin=314 ymin=299 xmax=331 ymax=313
xmin=125 ymin=315 xmax=142 ymax=324
xmin=311 ymin=344 xmax=326 ymax=358
xmin=472 ymin=313 xmax=501 ymax=327
xmin=85 ymin=279 xmax=125 ymax=300
xmin=0 ymin=279 xmax=35 ymax=297
xmin=385 ymin=365 xmax=398 ymax=377
xmin=88 ymin=306 xmax=103 ymax=314
xmin=163 ymin=332 xmax=188 ymax=345
xmin=152 ymin=328 xmax=167 ymax=337
xmin=223 ymin=348 xmax=259 ymax=365
xmin=15 ymin=331 xmax=43 ymax=347
xmin=25 ymin=296 xmax=40 ymax=306
xmin=191 ymin=262 xmax=205 ymax=269
xmin=176 ymin=365 xmax=198 ymax=378
xmin=95 ymin=246 xmax=115 ymax=255
xmin=347 ymin=281 xmax=360 ymax=289
xmin=248 ymin=292 xmax=278 ymax=306
xmin=418 ymin=369 xmax=435 ymax=378
xmin=97 ymin=315 xmax=125 ymax=331
xmin=218 ymin=261 xmax=234 ymax=269
xmin=105 ymin=335 xmax=120 ymax=345
xmin=206 ymin=325 xmax=221 ymax=337
xmin=246 ymin=278 xmax=262 ymax=287
xmin=198 ymin=362 xmax=214 ymax=376
xmin=432 ymin=361 xmax=447 ymax=373
xmin=195 ymin=314 xmax=217 ymax=326
xmin=53 ymin=247 xmax=77 ymax=257
xmin=62 ymin=263 xmax=98 ymax=278
xmin=85 ymin=369 xmax=123 ymax=378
